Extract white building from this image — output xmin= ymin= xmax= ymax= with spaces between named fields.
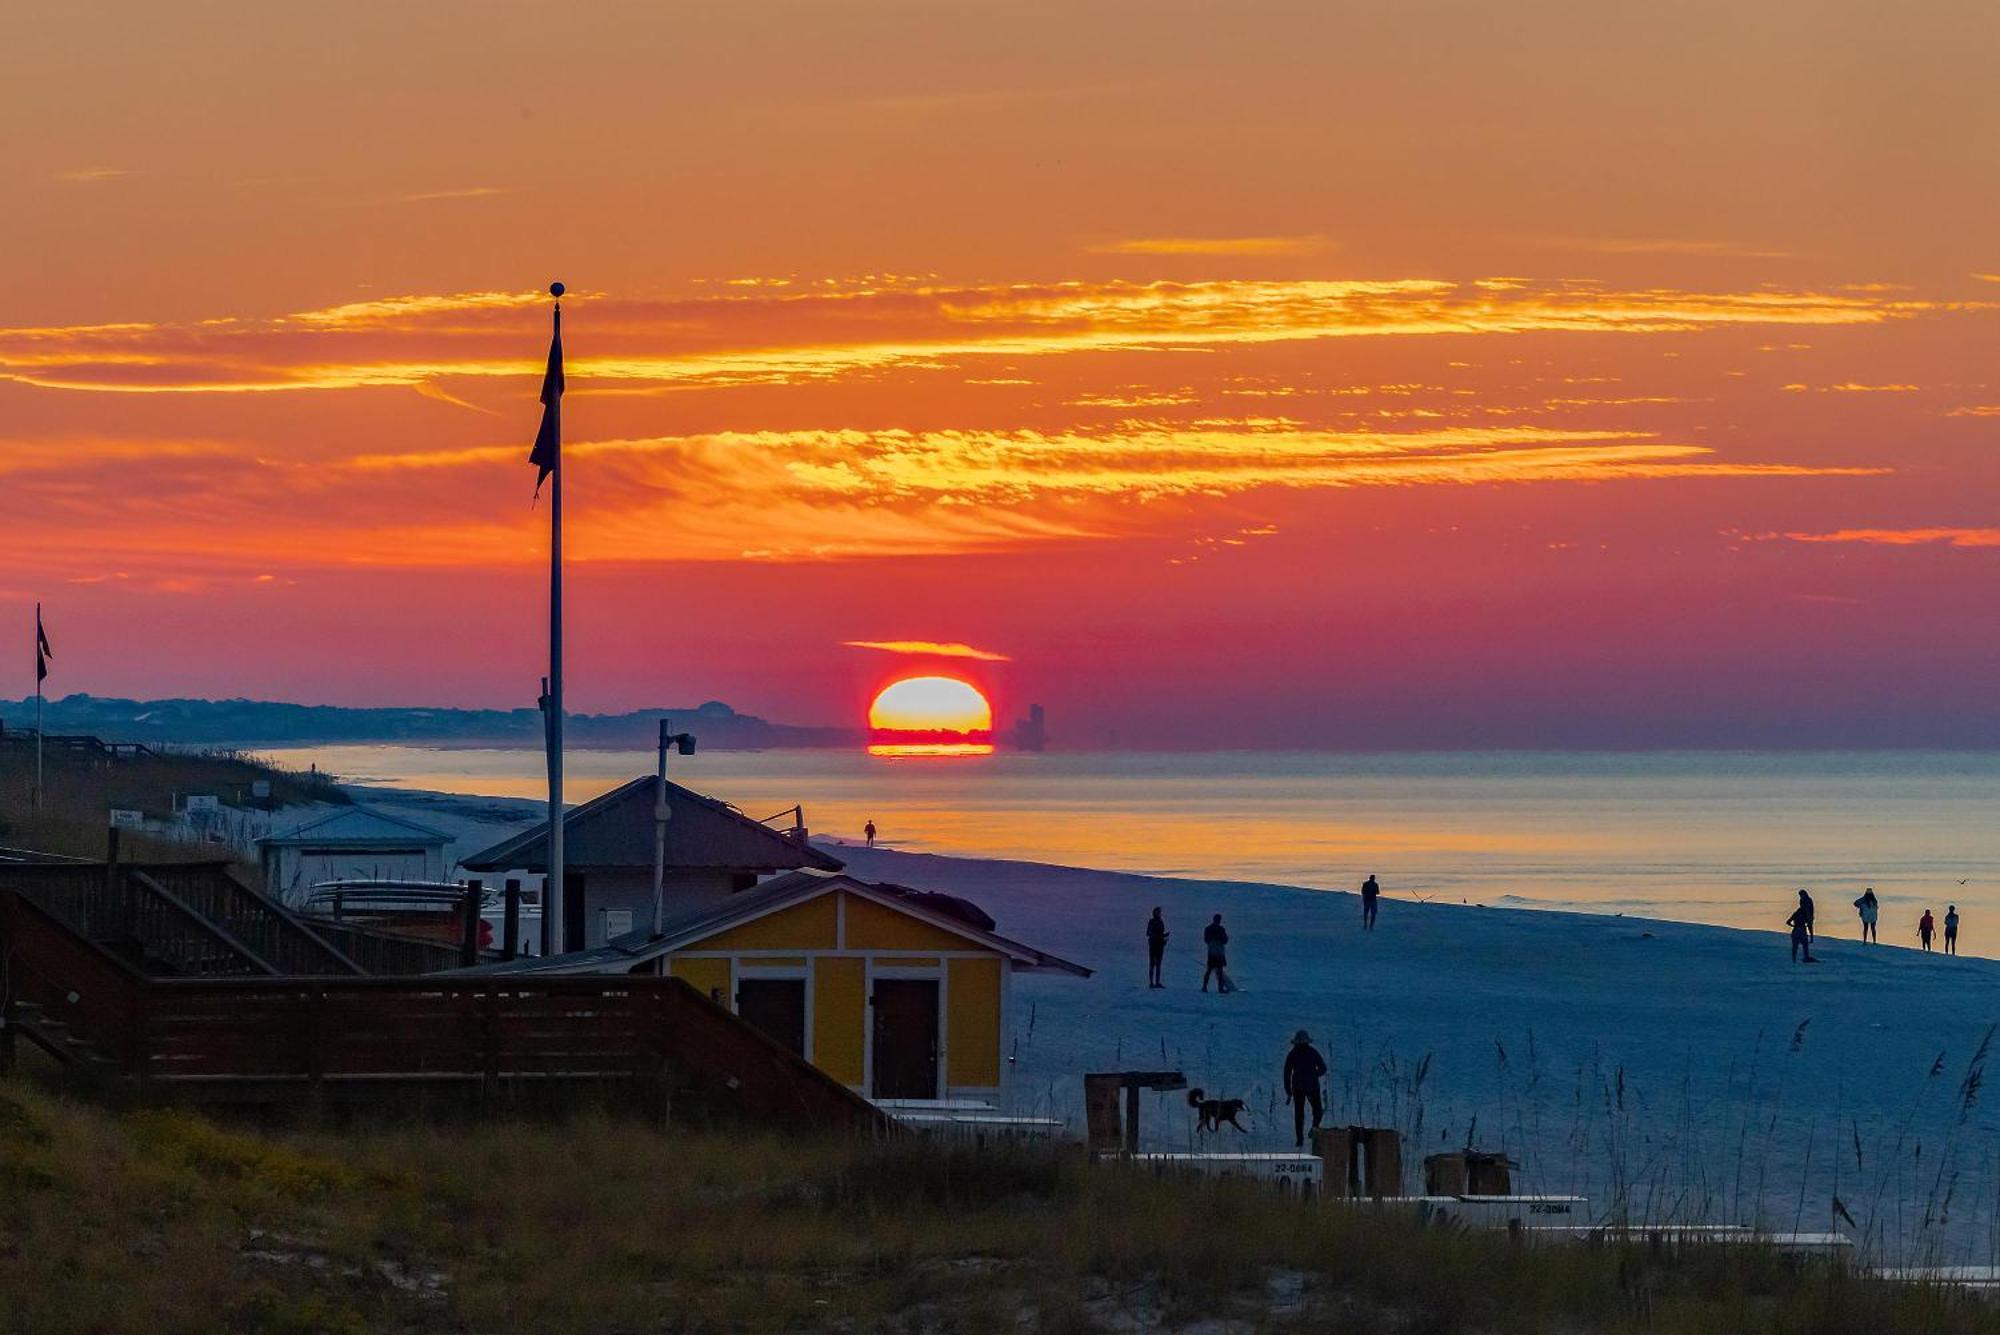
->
xmin=256 ymin=805 xmax=451 ymax=904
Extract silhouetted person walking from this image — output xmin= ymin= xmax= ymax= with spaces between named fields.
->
xmin=864 ymin=820 xmax=877 ymax=849
xmin=1787 ymin=891 xmax=1818 ymax=963
xmin=1945 ymin=905 xmax=1960 ymax=956
xmin=1201 ymin=914 xmax=1229 ymax=992
xmin=1854 ymin=888 xmax=1879 ymax=943
xmin=1145 ymin=907 xmax=1168 ymax=988
xmin=1361 ymin=874 xmax=1380 ymax=931
xmin=1283 ymin=1030 xmax=1327 ymax=1148
xmin=1920 ymin=909 xmax=1936 ymax=952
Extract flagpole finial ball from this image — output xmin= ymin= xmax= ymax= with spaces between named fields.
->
xmin=549 ymin=281 xmax=565 ymax=298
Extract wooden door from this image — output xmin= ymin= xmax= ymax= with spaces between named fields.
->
xmin=735 ymin=978 xmax=807 ymax=1057
xmin=871 ymin=978 xmax=939 ymax=1099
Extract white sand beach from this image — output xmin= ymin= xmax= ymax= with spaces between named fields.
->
xmin=347 ymin=783 xmax=2000 ymax=1263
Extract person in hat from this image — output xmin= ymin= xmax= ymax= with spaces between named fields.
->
xmin=1282 ymin=1029 xmax=1327 ymax=1149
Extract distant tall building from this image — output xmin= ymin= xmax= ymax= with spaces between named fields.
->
xmin=1009 ymin=703 xmax=1048 ymax=752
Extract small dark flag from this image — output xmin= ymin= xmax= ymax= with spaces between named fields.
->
xmin=35 ymin=604 xmax=51 ymax=684
xmin=528 ymin=303 xmax=564 ymax=497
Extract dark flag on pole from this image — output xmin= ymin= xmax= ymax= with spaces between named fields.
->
xmin=528 ymin=296 xmax=564 ymax=497
xmin=35 ymin=604 xmax=50 ymax=683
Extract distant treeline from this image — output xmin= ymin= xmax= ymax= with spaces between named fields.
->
xmin=0 ymin=694 xmax=859 ymax=751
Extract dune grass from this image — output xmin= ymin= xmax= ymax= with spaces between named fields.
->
xmin=0 ymin=743 xmax=342 ymax=861
xmin=3 ymin=1073 xmax=2000 ymax=1333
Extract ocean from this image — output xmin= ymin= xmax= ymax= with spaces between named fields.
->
xmin=253 ymin=745 xmax=2000 ymax=942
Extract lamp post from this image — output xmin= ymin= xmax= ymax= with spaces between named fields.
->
xmin=651 ymin=718 xmax=697 ymax=940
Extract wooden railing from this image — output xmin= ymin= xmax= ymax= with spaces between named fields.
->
xmin=0 ymin=861 xmax=361 ymax=978
xmin=305 ymin=920 xmax=469 ymax=976
xmin=1 ymin=892 xmax=145 ymax=1066
xmin=139 ymin=864 xmax=359 ymax=976
xmin=127 ymin=873 xmax=272 ymax=976
xmin=1 ymin=891 xmax=886 ymax=1132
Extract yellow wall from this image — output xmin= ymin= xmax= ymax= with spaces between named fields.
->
xmin=948 ymin=957 xmax=1003 ymax=1088
xmin=670 ymin=956 xmax=730 ymax=1005
xmin=813 ymin=957 xmax=866 ymax=1086
xmin=843 ymin=894 xmax=970 ymax=951
xmin=698 ymin=894 xmax=838 ymax=951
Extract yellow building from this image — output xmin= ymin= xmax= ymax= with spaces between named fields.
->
xmin=486 ymin=869 xmax=1090 ymax=1102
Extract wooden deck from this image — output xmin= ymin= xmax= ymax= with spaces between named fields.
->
xmin=0 ymin=884 xmax=886 ymax=1131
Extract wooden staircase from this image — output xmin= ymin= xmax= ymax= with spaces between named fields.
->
xmin=0 ymin=862 xmax=889 ymax=1133
xmin=0 ymin=860 xmax=363 ymax=978
xmin=4 ymin=999 xmax=119 ymax=1072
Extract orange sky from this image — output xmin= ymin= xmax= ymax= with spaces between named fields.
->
xmin=3 ymin=2 xmax=1997 ymax=745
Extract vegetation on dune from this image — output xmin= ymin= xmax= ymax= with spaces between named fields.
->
xmin=1 ymin=1074 xmax=1998 ymax=1334
xmin=0 ymin=743 xmax=343 ymax=861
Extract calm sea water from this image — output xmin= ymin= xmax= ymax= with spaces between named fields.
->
xmin=256 ymin=746 xmax=2000 ymax=941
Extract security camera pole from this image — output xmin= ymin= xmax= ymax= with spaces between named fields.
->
xmin=651 ymin=718 xmax=697 ymax=939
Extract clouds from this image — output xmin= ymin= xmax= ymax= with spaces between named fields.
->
xmin=0 ymin=270 xmax=1975 ymax=577
xmin=844 ymin=640 xmax=1014 ymax=661
xmin=0 ymin=277 xmax=1962 ymax=397
xmin=1088 ymin=236 xmax=1333 ymax=257
xmin=1767 ymin=528 xmax=2000 ymax=549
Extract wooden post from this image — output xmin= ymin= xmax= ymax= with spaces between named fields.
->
xmin=305 ymin=986 xmax=325 ymax=1091
xmin=563 ymin=871 xmax=585 ymax=954
xmin=1123 ymin=1083 xmax=1142 ymax=1154
xmin=1311 ymin=1127 xmax=1351 ymax=1197
xmin=539 ymin=875 xmax=552 ymax=957
xmin=502 ymin=879 xmax=521 ymax=960
xmin=1365 ymin=1128 xmax=1402 ymax=1199
xmin=1084 ymin=1075 xmax=1124 ymax=1154
xmin=482 ymin=981 xmax=500 ymax=1102
xmin=461 ymin=879 xmax=483 ymax=967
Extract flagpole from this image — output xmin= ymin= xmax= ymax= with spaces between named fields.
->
xmin=33 ymin=602 xmax=43 ymax=814
xmin=544 ymin=284 xmax=566 ymax=952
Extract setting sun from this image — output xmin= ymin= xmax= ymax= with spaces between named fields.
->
xmin=867 ymin=676 xmax=995 ymax=757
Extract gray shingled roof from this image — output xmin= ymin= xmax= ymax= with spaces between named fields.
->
xmin=256 ymin=804 xmax=452 ymax=849
xmin=458 ymin=776 xmax=844 ymax=875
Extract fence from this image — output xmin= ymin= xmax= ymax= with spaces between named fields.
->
xmin=0 ymin=890 xmax=885 ymax=1132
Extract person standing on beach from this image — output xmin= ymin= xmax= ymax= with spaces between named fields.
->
xmin=1145 ymin=908 xmax=1169 ymax=988
xmin=864 ymin=820 xmax=877 ymax=849
xmin=1201 ymin=914 xmax=1230 ymax=992
xmin=1361 ymin=874 xmax=1380 ymax=931
xmin=1919 ymin=908 xmax=1936 ymax=952
xmin=1283 ymin=1030 xmax=1328 ymax=1149
xmin=1854 ymin=888 xmax=1879 ymax=943
xmin=1787 ymin=891 xmax=1818 ymax=963
xmin=1945 ymin=906 xmax=1960 ymax=955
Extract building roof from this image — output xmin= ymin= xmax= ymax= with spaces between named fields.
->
xmin=457 ymin=869 xmax=1091 ymax=978
xmin=458 ymin=776 xmax=844 ymax=875
xmin=256 ymin=804 xmax=452 ymax=849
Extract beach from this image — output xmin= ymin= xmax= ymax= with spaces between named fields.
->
xmin=345 ymin=772 xmax=2000 ymax=1264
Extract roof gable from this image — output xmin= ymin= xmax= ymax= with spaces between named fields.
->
xmin=258 ymin=804 xmax=451 ymax=848
xmin=459 ymin=776 xmax=844 ymax=874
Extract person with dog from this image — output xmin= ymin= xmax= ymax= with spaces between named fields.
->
xmin=1201 ymin=913 xmax=1230 ymax=992
xmin=1145 ymin=907 xmax=1169 ymax=988
xmin=1361 ymin=874 xmax=1380 ymax=931
xmin=1283 ymin=1030 xmax=1327 ymax=1149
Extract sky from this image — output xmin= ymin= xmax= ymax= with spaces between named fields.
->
xmin=2 ymin=0 xmax=1996 ymax=747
